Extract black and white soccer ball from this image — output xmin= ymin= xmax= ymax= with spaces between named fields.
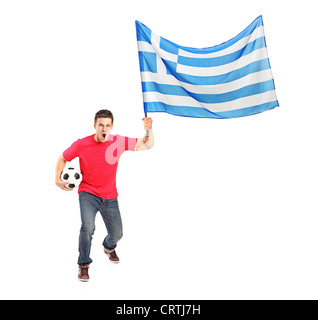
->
xmin=61 ymin=167 xmax=82 ymax=189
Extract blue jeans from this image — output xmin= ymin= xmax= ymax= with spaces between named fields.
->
xmin=78 ymin=191 xmax=123 ymax=266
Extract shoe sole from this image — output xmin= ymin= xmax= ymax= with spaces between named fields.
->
xmin=78 ymin=278 xmax=89 ymax=282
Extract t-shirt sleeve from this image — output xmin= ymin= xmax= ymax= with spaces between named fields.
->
xmin=124 ymin=136 xmax=138 ymax=151
xmin=63 ymin=139 xmax=80 ymax=161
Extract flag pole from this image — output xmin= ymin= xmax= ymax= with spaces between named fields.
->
xmin=145 ymin=112 xmax=149 ymax=137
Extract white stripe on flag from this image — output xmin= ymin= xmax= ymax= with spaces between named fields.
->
xmin=141 ymin=69 xmax=274 ymax=95
xmin=151 ymin=33 xmax=167 ymax=74
xmin=137 ymin=40 xmax=156 ymax=53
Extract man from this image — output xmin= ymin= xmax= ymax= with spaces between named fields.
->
xmin=55 ymin=109 xmax=154 ymax=281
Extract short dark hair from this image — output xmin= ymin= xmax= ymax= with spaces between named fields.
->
xmin=94 ymin=109 xmax=113 ymax=124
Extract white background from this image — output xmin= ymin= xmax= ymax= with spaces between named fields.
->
xmin=0 ymin=0 xmax=317 ymax=300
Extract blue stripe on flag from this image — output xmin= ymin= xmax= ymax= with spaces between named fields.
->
xmin=144 ymin=100 xmax=278 ymax=119
xmin=159 ymin=37 xmax=179 ymax=55
xmin=142 ymin=79 xmax=275 ymax=104
xmin=177 ymin=37 xmax=266 ymax=67
xmin=163 ymin=58 xmax=271 ymax=85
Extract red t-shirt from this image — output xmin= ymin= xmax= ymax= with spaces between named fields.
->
xmin=63 ymin=134 xmax=137 ymax=200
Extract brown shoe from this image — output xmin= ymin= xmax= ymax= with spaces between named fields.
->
xmin=104 ymin=248 xmax=120 ymax=263
xmin=78 ymin=265 xmax=89 ymax=282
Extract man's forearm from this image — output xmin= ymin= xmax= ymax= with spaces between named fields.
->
xmin=55 ymin=155 xmax=67 ymax=183
xmin=135 ymin=129 xmax=154 ymax=151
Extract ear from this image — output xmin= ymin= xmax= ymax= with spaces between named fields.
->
xmin=94 ymin=122 xmax=96 ymax=129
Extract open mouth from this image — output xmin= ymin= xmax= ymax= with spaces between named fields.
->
xmin=102 ymin=133 xmax=107 ymax=139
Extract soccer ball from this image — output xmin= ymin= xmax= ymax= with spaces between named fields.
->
xmin=61 ymin=167 xmax=82 ymax=189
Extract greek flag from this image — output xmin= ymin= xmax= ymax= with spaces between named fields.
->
xmin=136 ymin=16 xmax=279 ymax=119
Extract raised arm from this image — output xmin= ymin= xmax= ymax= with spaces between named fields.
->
xmin=135 ymin=117 xmax=154 ymax=151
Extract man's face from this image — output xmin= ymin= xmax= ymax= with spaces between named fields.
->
xmin=94 ymin=117 xmax=113 ymax=143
